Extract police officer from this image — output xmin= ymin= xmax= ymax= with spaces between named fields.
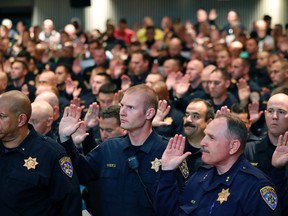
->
xmin=0 ymin=90 xmax=82 ymax=216
xmin=59 ymin=84 xmax=168 ymax=216
xmin=155 ymin=113 xmax=281 ymax=215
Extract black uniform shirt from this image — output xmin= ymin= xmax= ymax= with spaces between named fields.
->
xmin=0 ymin=127 xmax=82 ymax=216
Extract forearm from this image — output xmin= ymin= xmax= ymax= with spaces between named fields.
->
xmin=155 ymin=170 xmax=180 ymax=216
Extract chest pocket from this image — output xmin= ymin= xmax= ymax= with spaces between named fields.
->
xmin=4 ymin=170 xmax=41 ymax=206
xmin=7 ymin=169 xmax=40 ymax=187
xmin=100 ymin=168 xmax=120 ymax=197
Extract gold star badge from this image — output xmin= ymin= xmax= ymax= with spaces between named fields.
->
xmin=23 ymin=157 xmax=38 ymax=170
xmin=151 ymin=158 xmax=161 ymax=172
xmin=217 ymin=188 xmax=230 ymax=204
xmin=164 ymin=117 xmax=173 ymax=125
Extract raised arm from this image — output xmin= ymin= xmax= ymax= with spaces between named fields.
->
xmin=272 ymin=131 xmax=288 ymax=168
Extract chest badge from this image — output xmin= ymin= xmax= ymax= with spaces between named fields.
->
xmin=217 ymin=188 xmax=230 ymax=204
xmin=23 ymin=156 xmax=38 ymax=170
xmin=151 ymin=158 xmax=161 ymax=172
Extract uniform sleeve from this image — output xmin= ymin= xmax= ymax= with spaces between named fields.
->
xmin=243 ymin=182 xmax=282 ymax=215
xmin=49 ymin=154 xmax=82 ymax=216
xmin=155 ymin=170 xmax=181 ymax=216
xmin=60 ymin=138 xmax=101 ymax=184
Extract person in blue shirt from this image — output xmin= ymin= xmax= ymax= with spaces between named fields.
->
xmin=0 ymin=90 xmax=82 ymax=216
xmin=59 ymin=84 xmax=168 ymax=216
xmin=155 ymin=113 xmax=281 ymax=215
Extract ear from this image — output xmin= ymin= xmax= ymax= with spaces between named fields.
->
xmin=18 ymin=113 xmax=28 ymax=127
xmin=145 ymin=108 xmax=156 ymax=120
xmin=229 ymin=139 xmax=241 ymax=155
xmin=225 ymin=79 xmax=231 ymax=89
xmin=46 ymin=117 xmax=54 ymax=127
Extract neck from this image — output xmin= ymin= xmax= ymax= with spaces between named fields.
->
xmin=216 ymin=155 xmax=239 ymax=175
xmin=187 ymin=135 xmax=204 ymax=149
xmin=3 ymin=128 xmax=30 ymax=149
xmin=190 ymin=79 xmax=201 ymax=90
xmin=128 ymin=127 xmax=152 ymax=146
xmin=268 ymin=132 xmax=278 ymax=146
xmin=13 ymin=78 xmax=25 ymax=87
xmin=213 ymin=94 xmax=228 ymax=105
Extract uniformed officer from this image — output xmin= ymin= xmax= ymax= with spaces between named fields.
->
xmin=155 ymin=113 xmax=282 ymax=215
xmin=0 ymin=90 xmax=82 ymax=216
xmin=59 ymin=84 xmax=168 ymax=216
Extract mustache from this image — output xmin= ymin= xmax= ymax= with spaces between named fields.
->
xmin=184 ymin=122 xmax=195 ymax=128
xmin=200 ymin=147 xmax=209 ymax=153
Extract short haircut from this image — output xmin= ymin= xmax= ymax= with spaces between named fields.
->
xmin=56 ymin=63 xmax=73 ymax=75
xmin=231 ymin=103 xmax=250 ymax=119
xmin=271 ymin=86 xmax=288 ymax=96
xmin=217 ymin=113 xmax=248 ymax=151
xmin=12 ymin=60 xmax=28 ymax=71
xmin=0 ymin=90 xmax=31 ymax=122
xmin=131 ymin=50 xmax=150 ymax=62
xmin=98 ymin=83 xmax=118 ymax=94
xmin=95 ymin=72 xmax=112 ymax=83
xmin=125 ymin=84 xmax=158 ymax=114
xmin=189 ymin=98 xmax=215 ymax=121
xmin=100 ymin=105 xmax=121 ymax=125
xmin=211 ymin=67 xmax=231 ymax=81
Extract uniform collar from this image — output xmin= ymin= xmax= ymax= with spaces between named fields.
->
xmin=121 ymin=131 xmax=158 ymax=154
xmin=199 ymin=155 xmax=247 ymax=190
xmin=0 ymin=125 xmax=37 ymax=156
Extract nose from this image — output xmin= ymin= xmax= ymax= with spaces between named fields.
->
xmin=120 ymin=107 xmax=126 ymax=116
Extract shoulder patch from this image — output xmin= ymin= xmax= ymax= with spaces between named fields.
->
xmin=260 ymin=186 xmax=277 ymax=210
xmin=59 ymin=157 xmax=73 ymax=178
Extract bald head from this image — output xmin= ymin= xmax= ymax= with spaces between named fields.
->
xmin=35 ymin=91 xmax=59 ymax=108
xmin=35 ymin=91 xmax=60 ymax=120
xmin=38 ymin=71 xmax=58 ymax=87
xmin=0 ymin=90 xmax=31 ymax=121
xmin=30 ymin=100 xmax=54 ymax=135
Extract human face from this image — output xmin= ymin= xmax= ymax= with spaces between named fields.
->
xmin=245 ymin=39 xmax=258 ymax=55
xmin=233 ymin=113 xmax=251 ymax=130
xmin=92 ymin=49 xmax=106 ymax=66
xmin=256 ymin=52 xmax=269 ymax=68
xmin=208 ymin=72 xmax=229 ymax=99
xmin=38 ymin=72 xmax=57 ymax=87
xmin=98 ymin=92 xmax=114 ymax=110
xmin=11 ymin=62 xmax=27 ymax=81
xmin=265 ymin=94 xmax=288 ymax=138
xmin=55 ymin=66 xmax=69 ymax=85
xmin=99 ymin=117 xmax=124 ymax=141
xmin=90 ymin=75 xmax=107 ymax=94
xmin=231 ymin=58 xmax=244 ymax=80
xmin=130 ymin=53 xmax=147 ymax=76
xmin=0 ymin=102 xmax=20 ymax=142
xmin=200 ymin=117 xmax=231 ymax=167
xmin=145 ymin=74 xmax=163 ymax=87
xmin=269 ymin=61 xmax=288 ymax=87
xmin=119 ymin=92 xmax=147 ymax=132
xmin=163 ymin=60 xmax=175 ymax=77
xmin=168 ymin=39 xmax=181 ymax=56
xmin=216 ymin=50 xmax=230 ymax=69
xmin=183 ymin=101 xmax=208 ymax=139
xmin=186 ymin=60 xmax=202 ymax=83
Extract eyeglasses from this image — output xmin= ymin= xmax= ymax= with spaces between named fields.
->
xmin=266 ymin=108 xmax=288 ymax=117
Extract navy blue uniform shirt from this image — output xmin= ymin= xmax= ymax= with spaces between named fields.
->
xmin=0 ymin=127 xmax=82 ymax=216
xmin=155 ymin=155 xmax=281 ymax=216
xmin=62 ymin=130 xmax=167 ymax=216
